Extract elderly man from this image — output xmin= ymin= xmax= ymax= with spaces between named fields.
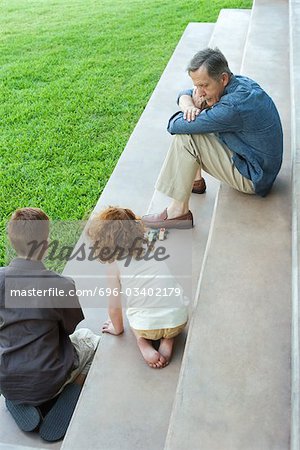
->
xmin=142 ymin=48 xmax=283 ymax=229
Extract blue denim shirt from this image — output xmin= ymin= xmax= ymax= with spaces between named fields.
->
xmin=168 ymin=75 xmax=283 ymax=196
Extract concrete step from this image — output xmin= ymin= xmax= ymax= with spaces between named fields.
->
xmin=290 ymin=0 xmax=300 ymax=448
xmin=61 ymin=10 xmax=251 ymax=450
xmin=61 ymin=23 xmax=215 ymax=450
xmin=165 ymin=1 xmax=291 ymax=450
xmin=62 ymin=11 xmax=250 ymax=450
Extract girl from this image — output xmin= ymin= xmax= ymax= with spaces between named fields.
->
xmin=87 ymin=207 xmax=188 ymax=369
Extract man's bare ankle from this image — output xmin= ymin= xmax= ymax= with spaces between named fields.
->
xmin=74 ymin=373 xmax=86 ymax=386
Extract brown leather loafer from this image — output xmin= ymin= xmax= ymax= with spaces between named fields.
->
xmin=142 ymin=209 xmax=193 ymax=229
xmin=192 ymin=177 xmax=206 ymax=194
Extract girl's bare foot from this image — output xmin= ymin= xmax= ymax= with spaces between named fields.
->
xmin=136 ymin=337 xmax=166 ymax=368
xmin=158 ymin=338 xmax=174 ymax=365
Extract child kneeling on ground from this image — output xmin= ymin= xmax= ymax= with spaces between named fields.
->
xmin=87 ymin=206 xmax=188 ymax=369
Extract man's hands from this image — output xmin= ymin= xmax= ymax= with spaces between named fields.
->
xmin=102 ymin=319 xmax=124 ymax=336
xmin=179 ymin=90 xmax=208 ymax=122
xmin=183 ymin=105 xmax=201 ymax=122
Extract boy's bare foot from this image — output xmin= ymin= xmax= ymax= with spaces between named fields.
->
xmin=158 ymin=338 xmax=174 ymax=365
xmin=136 ymin=337 xmax=166 ymax=368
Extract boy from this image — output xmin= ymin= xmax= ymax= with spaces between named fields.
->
xmin=0 ymin=207 xmax=99 ymax=437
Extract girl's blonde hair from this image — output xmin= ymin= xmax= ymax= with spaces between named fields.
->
xmin=87 ymin=206 xmax=146 ymax=263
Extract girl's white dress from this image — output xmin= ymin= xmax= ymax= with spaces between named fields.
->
xmin=117 ymin=257 xmax=188 ymax=330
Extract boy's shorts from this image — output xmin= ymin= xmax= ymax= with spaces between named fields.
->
xmin=54 ymin=328 xmax=100 ymax=397
xmin=132 ymin=322 xmax=187 ymax=340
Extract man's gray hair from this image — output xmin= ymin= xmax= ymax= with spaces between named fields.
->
xmin=187 ymin=47 xmax=231 ymax=80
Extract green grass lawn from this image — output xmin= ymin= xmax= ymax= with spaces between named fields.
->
xmin=0 ymin=0 xmax=252 ymax=265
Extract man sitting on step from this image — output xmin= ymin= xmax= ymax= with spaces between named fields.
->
xmin=142 ymin=47 xmax=283 ymax=229
xmin=0 ymin=207 xmax=100 ymax=441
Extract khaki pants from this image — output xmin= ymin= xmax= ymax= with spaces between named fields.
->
xmin=155 ymin=133 xmax=255 ymax=202
xmin=53 ymin=328 xmax=100 ymax=397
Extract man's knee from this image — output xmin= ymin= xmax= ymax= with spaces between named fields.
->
xmin=171 ymin=134 xmax=201 ymax=163
xmin=172 ymin=133 xmax=191 ymax=147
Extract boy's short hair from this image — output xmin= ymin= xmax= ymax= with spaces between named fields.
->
xmin=8 ymin=207 xmax=49 ymax=258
